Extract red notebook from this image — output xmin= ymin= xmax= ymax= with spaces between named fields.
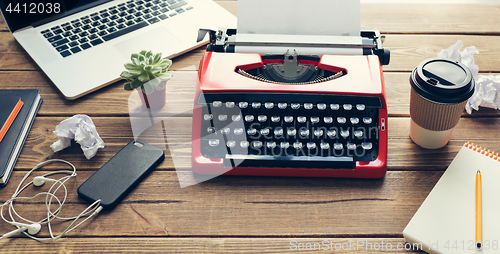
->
xmin=0 ymin=96 xmax=23 ymax=142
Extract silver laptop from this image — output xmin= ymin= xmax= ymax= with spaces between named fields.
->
xmin=0 ymin=0 xmax=235 ymax=99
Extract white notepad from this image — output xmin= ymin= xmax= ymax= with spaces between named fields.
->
xmin=403 ymin=143 xmax=500 ymax=254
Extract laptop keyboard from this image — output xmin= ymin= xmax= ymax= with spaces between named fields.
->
xmin=40 ymin=0 xmax=193 ymax=58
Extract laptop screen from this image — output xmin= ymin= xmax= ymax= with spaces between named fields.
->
xmin=0 ymin=0 xmax=109 ymax=32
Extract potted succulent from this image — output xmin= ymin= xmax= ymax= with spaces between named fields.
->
xmin=121 ymin=50 xmax=174 ymax=109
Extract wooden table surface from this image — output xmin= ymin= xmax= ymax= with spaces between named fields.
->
xmin=1 ymin=1 xmax=500 ymax=253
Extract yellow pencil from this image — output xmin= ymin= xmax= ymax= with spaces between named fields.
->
xmin=476 ymin=170 xmax=482 ymax=250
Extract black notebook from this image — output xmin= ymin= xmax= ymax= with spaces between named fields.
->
xmin=0 ymin=90 xmax=42 ymax=186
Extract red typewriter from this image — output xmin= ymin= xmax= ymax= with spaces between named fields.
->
xmin=192 ymin=29 xmax=390 ymax=178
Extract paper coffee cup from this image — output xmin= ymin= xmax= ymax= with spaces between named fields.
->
xmin=409 ymin=58 xmax=474 ymax=149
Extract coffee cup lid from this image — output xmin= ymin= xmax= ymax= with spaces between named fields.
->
xmin=410 ymin=58 xmax=475 ymax=104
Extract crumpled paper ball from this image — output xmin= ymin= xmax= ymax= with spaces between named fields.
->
xmin=50 ymin=114 xmax=104 ymax=159
xmin=437 ymin=40 xmax=500 ymax=114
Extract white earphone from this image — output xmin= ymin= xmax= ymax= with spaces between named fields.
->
xmin=32 ymin=176 xmax=58 ymax=187
xmin=0 ymin=159 xmax=102 ymax=241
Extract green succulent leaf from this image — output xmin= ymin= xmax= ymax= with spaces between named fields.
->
xmin=151 ymin=67 xmax=162 ymax=74
xmin=123 ymin=82 xmax=133 ymax=90
xmin=145 ymin=50 xmax=153 ymax=58
xmin=131 ymin=53 xmax=139 ymax=61
xmin=129 ymin=69 xmax=141 ymax=76
xmin=131 ymin=79 xmax=143 ymax=89
xmin=120 ymin=71 xmax=134 ymax=79
xmin=144 ymin=65 xmax=153 ymax=72
xmin=139 ymin=50 xmax=148 ymax=56
xmin=138 ymin=55 xmax=146 ymax=62
xmin=156 ymin=80 xmax=166 ymax=90
xmin=124 ymin=63 xmax=140 ymax=70
xmin=149 ymin=78 xmax=160 ymax=87
xmin=138 ymin=71 xmax=150 ymax=82
xmin=153 ymin=53 xmax=162 ymax=63
xmin=142 ymin=82 xmax=154 ymax=94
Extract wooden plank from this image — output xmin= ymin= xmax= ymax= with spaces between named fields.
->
xmin=12 ymin=116 xmax=500 ymax=171
xmin=2 ymin=33 xmax=500 ymax=72
xmin=1 ymin=71 xmax=499 ymax=117
xmin=0 ymin=171 xmax=440 ymax=237
xmin=0 ymin=237 xmax=424 ymax=253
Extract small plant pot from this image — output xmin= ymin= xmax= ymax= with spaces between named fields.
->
xmin=138 ymin=83 xmax=167 ymax=109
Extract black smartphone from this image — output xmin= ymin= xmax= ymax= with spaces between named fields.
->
xmin=77 ymin=140 xmax=165 ymax=210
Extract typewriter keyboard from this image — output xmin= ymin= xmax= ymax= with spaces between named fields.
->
xmin=197 ymin=93 xmax=381 ymax=169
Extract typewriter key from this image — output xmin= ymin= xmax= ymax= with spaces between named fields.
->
xmin=304 ymin=103 xmax=313 ymax=110
xmin=297 ymin=116 xmax=307 ymax=123
xmin=287 ymin=128 xmax=297 ymax=136
xmin=260 ymin=128 xmax=270 ymax=136
xmin=271 ymin=116 xmax=280 ymax=122
xmin=240 ymin=141 xmax=249 ymax=148
xmin=340 ymin=130 xmax=350 ymax=138
xmin=347 ymin=143 xmax=356 ymax=150
xmin=293 ymin=142 xmax=303 ymax=149
xmin=221 ymin=127 xmax=230 ymax=135
xmin=343 ymin=104 xmax=353 ymax=110
xmin=252 ymin=141 xmax=263 ymax=148
xmin=274 ymin=127 xmax=284 ymax=136
xmin=317 ymin=103 xmax=327 ymax=110
xmin=232 ymin=115 xmax=242 ymax=121
xmin=330 ymin=104 xmax=340 ymax=110
xmin=264 ymin=102 xmax=274 ymax=109
xmin=218 ymin=114 xmax=227 ymax=121
xmin=208 ymin=139 xmax=220 ymax=147
xmin=284 ymin=116 xmax=293 ymax=123
xmin=334 ymin=143 xmax=343 ymax=150
xmin=337 ymin=117 xmax=347 ymax=124
xmin=320 ymin=142 xmax=330 ymax=150
xmin=278 ymin=102 xmax=287 ymax=109
xmin=247 ymin=128 xmax=257 ymax=136
xmin=280 ymin=142 xmax=290 ymax=149
xmin=252 ymin=102 xmax=261 ymax=109
xmin=204 ymin=114 xmax=213 ymax=121
xmin=307 ymin=142 xmax=316 ymax=149
xmin=354 ymin=130 xmax=364 ymax=138
xmin=258 ymin=115 xmax=267 ymax=122
xmin=291 ymin=103 xmax=300 ymax=109
xmin=213 ymin=101 xmax=222 ymax=107
xmin=244 ymin=115 xmax=254 ymax=122
xmin=299 ymin=129 xmax=310 ymax=137
xmin=314 ymin=129 xmax=324 ymax=137
xmin=238 ymin=102 xmax=248 ymax=108
xmin=327 ymin=130 xmax=337 ymax=138
xmin=234 ymin=128 xmax=244 ymax=135
xmin=311 ymin=117 xmax=320 ymax=124
xmin=324 ymin=117 xmax=333 ymax=124
xmin=226 ymin=101 xmax=235 ymax=108
xmin=356 ymin=104 xmax=365 ymax=111
xmin=363 ymin=117 xmax=372 ymax=124
xmin=266 ymin=141 xmax=276 ymax=149
xmin=226 ymin=140 xmax=236 ymax=148
xmin=361 ymin=142 xmax=373 ymax=150
xmin=350 ymin=117 xmax=359 ymax=124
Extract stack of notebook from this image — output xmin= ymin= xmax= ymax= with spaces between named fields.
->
xmin=0 ymin=90 xmax=42 ymax=186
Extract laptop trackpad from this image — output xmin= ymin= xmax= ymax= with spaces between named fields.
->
xmin=114 ymin=27 xmax=183 ymax=59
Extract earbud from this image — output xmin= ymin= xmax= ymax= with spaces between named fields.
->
xmin=1 ymin=222 xmax=41 ymax=239
xmin=33 ymin=176 xmax=57 ymax=187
